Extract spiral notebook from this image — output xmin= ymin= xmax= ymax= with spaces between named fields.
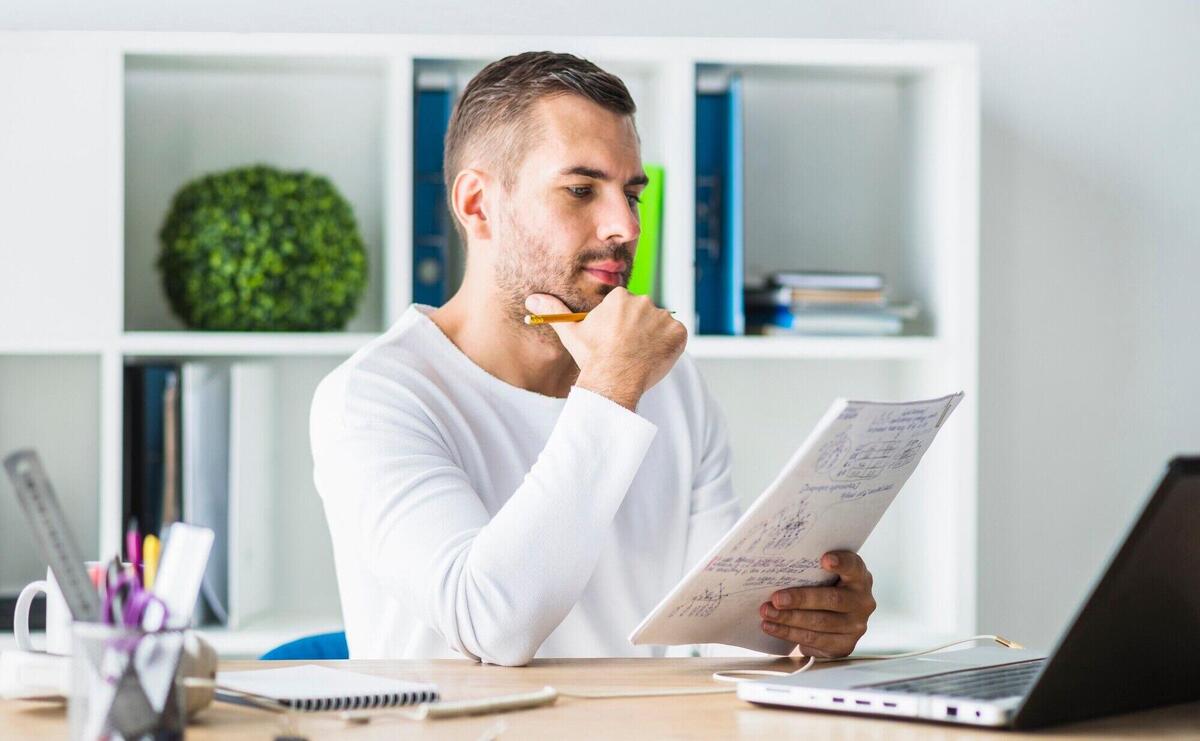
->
xmin=216 ymin=664 xmax=439 ymax=712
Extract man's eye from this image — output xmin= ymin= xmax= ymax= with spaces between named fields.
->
xmin=626 ymin=193 xmax=642 ymax=207
xmin=567 ymin=186 xmax=591 ymax=198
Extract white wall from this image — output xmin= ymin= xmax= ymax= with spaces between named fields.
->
xmin=5 ymin=0 xmax=1198 ymax=650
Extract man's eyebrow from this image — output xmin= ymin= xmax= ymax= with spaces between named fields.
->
xmin=560 ymin=166 xmax=649 ymax=187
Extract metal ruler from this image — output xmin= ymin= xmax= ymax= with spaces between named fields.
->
xmin=3 ymin=449 xmax=102 ymax=622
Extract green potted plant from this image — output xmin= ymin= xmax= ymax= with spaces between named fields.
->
xmin=157 ymin=164 xmax=368 ymax=331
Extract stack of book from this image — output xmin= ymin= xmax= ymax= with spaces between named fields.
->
xmin=745 ymin=271 xmax=916 ymax=336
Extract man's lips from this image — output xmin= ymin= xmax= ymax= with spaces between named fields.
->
xmin=583 ymin=261 xmax=628 ymax=286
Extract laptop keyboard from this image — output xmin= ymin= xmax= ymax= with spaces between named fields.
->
xmin=863 ymin=659 xmax=1045 ymax=701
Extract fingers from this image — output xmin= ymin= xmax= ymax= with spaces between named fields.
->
xmin=820 ymin=551 xmax=872 ymax=588
xmin=759 ymin=599 xmax=871 ymax=659
xmin=759 ymin=620 xmax=859 ymax=659
xmin=524 ymin=293 xmax=572 ymax=318
xmin=524 ymin=293 xmax=578 ymax=341
xmin=770 ymin=585 xmax=874 ymax=614
xmin=762 ymin=554 xmax=877 ymax=658
xmin=759 ymin=602 xmax=865 ymax=635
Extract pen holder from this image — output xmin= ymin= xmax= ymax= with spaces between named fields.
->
xmin=68 ymin=622 xmax=187 ymax=741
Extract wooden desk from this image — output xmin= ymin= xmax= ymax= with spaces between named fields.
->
xmin=4 ymin=657 xmax=1199 ymax=739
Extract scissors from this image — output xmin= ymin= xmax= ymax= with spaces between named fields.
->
xmin=103 ymin=559 xmax=169 ymax=631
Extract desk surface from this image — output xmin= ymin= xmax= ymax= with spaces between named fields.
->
xmin=4 ymin=657 xmax=1200 ymax=739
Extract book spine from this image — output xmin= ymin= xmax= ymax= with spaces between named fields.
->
xmin=160 ymin=369 xmax=181 ymax=528
xmin=695 ymin=83 xmax=728 ymax=334
xmin=121 ymin=365 xmax=141 ymax=537
xmin=723 ymin=75 xmax=745 ymax=336
xmin=412 ymin=85 xmax=454 ymax=307
xmin=140 ymin=365 xmax=168 ymax=535
xmin=627 ymin=163 xmax=664 ymax=301
xmin=769 ymin=272 xmax=886 ymax=291
xmin=757 ymin=312 xmax=903 ymax=336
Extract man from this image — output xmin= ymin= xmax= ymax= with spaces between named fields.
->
xmin=311 ymin=51 xmax=875 ymax=666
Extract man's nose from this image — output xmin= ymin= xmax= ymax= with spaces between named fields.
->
xmin=597 ymin=189 xmax=641 ymax=246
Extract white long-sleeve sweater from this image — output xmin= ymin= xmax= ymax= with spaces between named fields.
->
xmin=309 ymin=305 xmax=741 ymax=665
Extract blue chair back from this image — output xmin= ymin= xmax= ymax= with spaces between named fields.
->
xmin=260 ymin=631 xmax=349 ymax=660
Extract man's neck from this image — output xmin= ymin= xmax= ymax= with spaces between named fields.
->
xmin=429 ymin=286 xmax=580 ymax=399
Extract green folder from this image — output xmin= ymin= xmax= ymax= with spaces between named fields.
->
xmin=628 ymin=164 xmax=664 ymax=301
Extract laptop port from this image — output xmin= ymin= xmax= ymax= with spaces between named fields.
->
xmin=883 ymin=702 xmax=897 ymax=708
xmin=855 ymin=700 xmax=870 ymax=706
xmin=832 ymin=697 xmax=844 ymax=704
xmin=946 ymin=707 xmax=958 ymax=717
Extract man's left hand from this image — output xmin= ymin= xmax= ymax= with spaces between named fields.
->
xmin=759 ymin=551 xmax=876 ymax=658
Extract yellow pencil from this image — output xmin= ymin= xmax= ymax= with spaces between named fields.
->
xmin=524 ymin=312 xmax=589 ymax=325
xmin=143 ymin=534 xmax=161 ymax=590
xmin=524 ymin=310 xmax=675 ymax=325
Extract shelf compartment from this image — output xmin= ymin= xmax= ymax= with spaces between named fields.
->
xmin=123 ymin=53 xmax=391 ymax=334
xmin=693 ymin=61 xmax=974 ymax=340
xmin=0 ymin=355 xmax=102 ymax=593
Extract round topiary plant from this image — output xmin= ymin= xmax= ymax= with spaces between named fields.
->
xmin=157 ymin=164 xmax=368 ymax=331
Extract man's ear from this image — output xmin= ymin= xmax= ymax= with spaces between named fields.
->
xmin=450 ymin=168 xmax=492 ymax=243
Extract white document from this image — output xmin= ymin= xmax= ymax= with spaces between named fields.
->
xmin=181 ymin=361 xmax=232 ymax=625
xmin=227 ymin=362 xmax=276 ymax=629
xmin=154 ymin=522 xmax=215 ymax=628
xmin=629 ymin=392 xmax=963 ymax=654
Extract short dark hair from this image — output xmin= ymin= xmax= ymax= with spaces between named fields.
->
xmin=443 ymin=51 xmax=637 ymax=238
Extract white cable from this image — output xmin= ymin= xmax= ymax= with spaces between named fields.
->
xmin=710 ymin=655 xmax=815 ymax=684
xmin=557 ymin=686 xmax=738 ymax=698
xmin=710 ymin=634 xmax=1023 ymax=685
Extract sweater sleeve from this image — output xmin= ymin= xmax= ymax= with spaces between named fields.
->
xmin=325 ymin=380 xmax=657 ymax=666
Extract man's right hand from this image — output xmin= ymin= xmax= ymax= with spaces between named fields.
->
xmin=525 ymin=289 xmax=687 ymax=411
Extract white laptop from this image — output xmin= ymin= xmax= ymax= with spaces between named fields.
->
xmin=738 ymin=457 xmax=1200 ymax=729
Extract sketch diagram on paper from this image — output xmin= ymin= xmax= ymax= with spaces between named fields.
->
xmin=727 ymin=500 xmax=814 ymax=554
xmin=668 ymin=583 xmax=727 ymax=618
xmin=831 ymin=438 xmax=902 ymax=481
xmin=889 ymin=437 xmax=924 ymax=470
xmin=816 ymin=432 xmax=850 ymax=473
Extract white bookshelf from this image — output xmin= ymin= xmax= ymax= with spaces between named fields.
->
xmin=0 ymin=32 xmax=978 ymax=658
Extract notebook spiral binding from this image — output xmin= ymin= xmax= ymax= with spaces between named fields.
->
xmin=286 ymin=689 xmax=439 ymax=712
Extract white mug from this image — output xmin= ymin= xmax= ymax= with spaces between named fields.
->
xmin=13 ymin=561 xmax=123 ymax=656
xmin=14 ymin=567 xmax=73 ymax=655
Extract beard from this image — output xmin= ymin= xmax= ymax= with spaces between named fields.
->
xmin=493 ymin=206 xmax=634 ymax=328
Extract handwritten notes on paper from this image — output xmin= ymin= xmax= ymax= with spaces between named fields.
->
xmin=629 ymin=393 xmax=963 ymax=654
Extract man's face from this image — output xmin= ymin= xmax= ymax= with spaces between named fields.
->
xmin=490 ymin=94 xmax=646 ymax=321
